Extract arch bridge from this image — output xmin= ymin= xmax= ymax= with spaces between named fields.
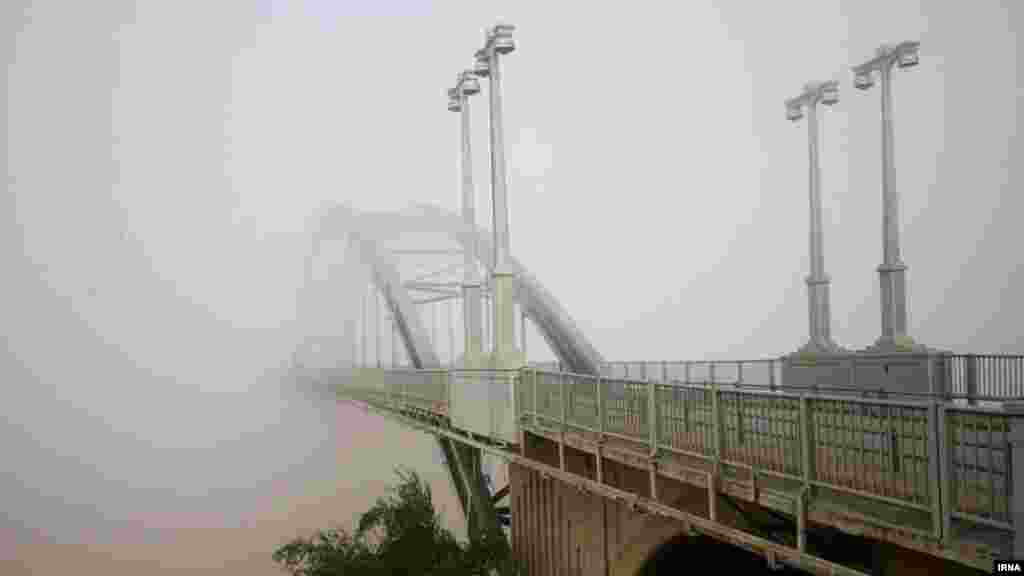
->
xmin=298 ymin=201 xmax=1023 ymax=576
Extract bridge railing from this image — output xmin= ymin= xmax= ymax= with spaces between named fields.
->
xmin=516 ymin=367 xmax=1024 ymax=540
xmin=340 ymin=367 xmax=452 ymax=415
xmin=600 ymin=354 xmax=1024 ymax=403
xmin=945 ymin=405 xmax=1014 ymax=532
xmin=333 ymin=365 xmax=1024 ymax=540
xmin=945 ymin=354 xmax=1024 ymax=403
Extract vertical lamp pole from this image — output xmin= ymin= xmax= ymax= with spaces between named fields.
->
xmin=852 ymin=41 xmax=923 ymax=352
xmin=474 ymin=23 xmax=524 ymax=369
xmin=448 ymin=71 xmax=485 ymax=368
xmin=785 ymin=80 xmax=845 ymax=356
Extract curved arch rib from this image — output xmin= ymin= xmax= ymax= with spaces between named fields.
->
xmin=337 ymin=201 xmax=606 ymax=376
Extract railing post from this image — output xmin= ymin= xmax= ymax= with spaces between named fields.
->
xmin=796 ymin=487 xmax=808 ymax=552
xmin=737 ymin=361 xmax=743 ymax=386
xmin=648 ymin=377 xmax=659 ymax=453
xmin=937 ymin=403 xmax=953 ymax=543
xmin=685 ymin=361 xmax=692 ymax=384
xmin=596 ymin=372 xmax=605 ymax=485
xmin=966 ymin=354 xmax=979 ymax=406
xmin=533 ymin=367 xmax=539 ymax=428
xmin=710 ymin=363 xmax=716 ymax=385
xmin=559 ymin=372 xmax=567 ymax=471
xmin=1005 ymin=402 xmax=1024 ymax=557
xmin=800 ymin=395 xmax=816 ymax=496
xmin=649 ymin=376 xmax=659 ymax=502
xmin=943 ymin=354 xmax=954 ymax=403
xmin=927 ymin=402 xmax=943 ymax=539
xmin=712 ymin=382 xmax=723 ymax=477
xmin=769 ymin=359 xmax=777 ymax=392
xmin=707 ymin=470 xmax=718 ymax=523
xmin=518 ymin=370 xmax=528 ymax=456
xmin=927 ymin=352 xmax=938 ymax=398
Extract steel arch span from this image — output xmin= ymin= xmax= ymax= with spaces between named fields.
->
xmin=303 ymin=200 xmax=502 ymax=542
xmin=308 ymin=200 xmax=606 ymax=376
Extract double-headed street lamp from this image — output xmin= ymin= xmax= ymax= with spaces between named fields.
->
xmin=851 ymin=41 xmax=923 ymax=352
xmin=448 ymin=70 xmax=485 ymax=367
xmin=785 ymin=80 xmax=845 ymax=356
xmin=473 ymin=24 xmax=522 ymax=367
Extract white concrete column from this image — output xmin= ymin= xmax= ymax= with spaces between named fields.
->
xmin=459 ymin=91 xmax=484 ymax=368
xmin=868 ymin=53 xmax=921 ymax=353
xmin=484 ymin=42 xmax=523 ymax=370
xmin=799 ymin=101 xmax=841 ymax=355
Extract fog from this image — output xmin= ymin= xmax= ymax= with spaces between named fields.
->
xmin=3 ymin=0 xmax=1021 ymax=573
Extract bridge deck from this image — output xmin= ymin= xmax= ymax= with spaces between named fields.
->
xmin=334 ymin=366 xmax=1022 ymax=573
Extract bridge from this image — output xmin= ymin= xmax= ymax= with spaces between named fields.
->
xmin=294 ymin=26 xmax=1022 ymax=576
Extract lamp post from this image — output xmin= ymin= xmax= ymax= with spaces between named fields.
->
xmin=852 ymin=41 xmax=924 ymax=352
xmin=474 ymin=23 xmax=523 ymax=369
xmin=785 ymin=80 xmax=845 ymax=356
xmin=448 ymin=71 xmax=485 ymax=368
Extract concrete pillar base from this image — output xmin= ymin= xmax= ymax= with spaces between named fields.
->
xmin=863 ymin=334 xmax=931 ymax=355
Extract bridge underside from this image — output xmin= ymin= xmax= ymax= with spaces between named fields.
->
xmin=512 ymin=432 xmax=988 ymax=576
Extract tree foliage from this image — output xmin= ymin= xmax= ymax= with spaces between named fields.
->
xmin=273 ymin=468 xmax=519 ymax=576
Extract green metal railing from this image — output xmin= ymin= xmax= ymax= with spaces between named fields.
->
xmin=335 ymin=366 xmax=1022 ymax=543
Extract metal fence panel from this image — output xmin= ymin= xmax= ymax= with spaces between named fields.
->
xmin=810 ymin=397 xmax=931 ymax=508
xmin=719 ymin=391 xmax=802 ymax=477
xmin=947 ymin=408 xmax=1012 ymax=527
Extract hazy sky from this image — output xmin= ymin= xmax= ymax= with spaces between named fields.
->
xmin=3 ymin=0 xmax=1021 ymax=573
